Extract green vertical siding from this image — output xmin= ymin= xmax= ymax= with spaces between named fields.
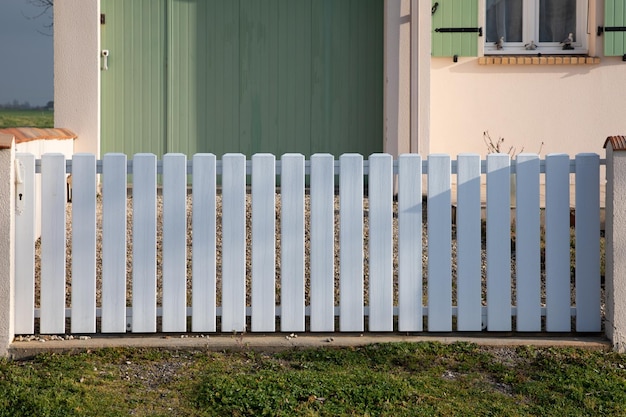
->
xmin=311 ymin=0 xmax=383 ymax=156
xmin=169 ymin=0 xmax=240 ymax=157
xmin=102 ymin=0 xmax=382 ymax=158
xmin=277 ymin=0 xmax=313 ymax=157
xmin=431 ymin=0 xmax=479 ymax=57
xmin=239 ymin=0 xmax=280 ymax=156
xmin=101 ymin=0 xmax=167 ymax=157
xmin=605 ymin=0 xmax=626 ymax=56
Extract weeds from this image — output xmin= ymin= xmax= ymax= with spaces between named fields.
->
xmin=1 ymin=342 xmax=623 ymax=416
xmin=484 ymin=130 xmax=544 ymax=157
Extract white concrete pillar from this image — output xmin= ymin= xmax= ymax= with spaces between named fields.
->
xmin=410 ymin=0 xmax=431 ymax=156
xmin=0 ymin=134 xmax=16 ymax=357
xmin=384 ymin=0 xmax=411 ymax=158
xmin=54 ymin=0 xmax=100 ymax=156
xmin=605 ymin=137 xmax=626 ymax=352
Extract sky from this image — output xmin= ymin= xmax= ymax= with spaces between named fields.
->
xmin=0 ymin=0 xmax=53 ymax=107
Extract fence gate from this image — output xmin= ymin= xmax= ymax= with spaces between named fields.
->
xmin=14 ymin=152 xmax=602 ymax=335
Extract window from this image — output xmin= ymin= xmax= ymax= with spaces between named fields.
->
xmin=485 ymin=0 xmax=588 ymax=54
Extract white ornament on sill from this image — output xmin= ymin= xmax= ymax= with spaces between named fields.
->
xmin=524 ymin=41 xmax=537 ymax=50
xmin=494 ymin=36 xmax=504 ymax=50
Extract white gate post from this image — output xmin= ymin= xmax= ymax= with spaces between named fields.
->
xmin=605 ymin=136 xmax=626 ymax=352
xmin=0 ymin=134 xmax=15 ymax=356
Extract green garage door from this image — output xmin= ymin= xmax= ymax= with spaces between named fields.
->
xmin=101 ymin=0 xmax=383 ymax=158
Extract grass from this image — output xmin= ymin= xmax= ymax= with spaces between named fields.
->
xmin=0 ymin=108 xmax=54 ymax=129
xmin=1 ymin=342 xmax=624 ymax=416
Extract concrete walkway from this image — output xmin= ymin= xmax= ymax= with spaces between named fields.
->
xmin=8 ymin=334 xmax=610 ymax=360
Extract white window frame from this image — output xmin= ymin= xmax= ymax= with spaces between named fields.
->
xmin=484 ymin=0 xmax=589 ymax=55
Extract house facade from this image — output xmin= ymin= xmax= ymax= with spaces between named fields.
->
xmin=430 ymin=0 xmax=626 ymax=158
xmin=54 ymin=0 xmax=625 ymax=159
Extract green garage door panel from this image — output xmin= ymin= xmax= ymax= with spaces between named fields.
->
xmin=311 ymin=0 xmax=383 ymax=156
xmin=102 ymin=0 xmax=382 ymax=158
xmin=101 ymin=0 xmax=167 ymax=157
xmin=168 ymin=0 xmax=240 ymax=158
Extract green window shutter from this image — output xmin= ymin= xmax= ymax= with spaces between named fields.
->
xmin=605 ymin=0 xmax=626 ymax=56
xmin=431 ymin=0 xmax=480 ymax=57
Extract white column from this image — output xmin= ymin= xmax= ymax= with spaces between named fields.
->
xmin=384 ymin=0 xmax=411 ymax=157
xmin=54 ymin=0 xmax=100 ymax=156
xmin=605 ymin=140 xmax=626 ymax=352
xmin=411 ymin=0 xmax=431 ymax=155
xmin=0 ymin=134 xmax=15 ymax=356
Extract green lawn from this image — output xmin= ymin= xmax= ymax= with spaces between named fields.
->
xmin=0 ymin=108 xmax=54 ymax=129
xmin=0 ymin=342 xmax=624 ymax=416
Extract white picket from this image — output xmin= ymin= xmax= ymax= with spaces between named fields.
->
xmin=162 ymin=154 xmax=187 ymax=332
xmin=575 ymin=154 xmax=601 ymax=332
xmin=14 ymin=151 xmax=604 ymax=336
xmin=280 ymin=154 xmax=305 ymax=332
xmin=101 ymin=153 xmax=128 ymax=333
xmin=221 ymin=154 xmax=247 ymax=332
xmin=192 ymin=154 xmax=217 ymax=332
xmin=456 ymin=154 xmax=482 ymax=331
xmin=368 ymin=154 xmax=393 ymax=331
xmin=132 ymin=154 xmax=157 ymax=333
xmin=14 ymin=153 xmax=36 ymax=334
xmin=40 ymin=153 xmax=66 ymax=334
xmin=251 ymin=154 xmax=276 ymax=332
xmin=309 ymin=154 xmax=335 ymax=332
xmin=486 ymin=153 xmax=512 ymax=331
xmin=515 ymin=154 xmax=542 ymax=331
xmin=339 ymin=154 xmax=364 ymax=332
xmin=427 ymin=154 xmax=452 ymax=332
xmin=545 ymin=154 xmax=571 ymax=332
xmin=398 ymin=154 xmax=423 ymax=332
xmin=71 ymin=154 xmax=97 ymax=333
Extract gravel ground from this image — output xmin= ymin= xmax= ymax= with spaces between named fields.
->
xmin=33 ymin=193 xmax=604 ymax=330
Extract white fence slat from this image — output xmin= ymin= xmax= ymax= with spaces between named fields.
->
xmin=192 ymin=154 xmax=217 ymax=332
xmin=14 ymin=153 xmax=36 ymax=334
xmin=280 ymin=154 xmax=305 ymax=332
xmin=427 ymin=154 xmax=452 ymax=331
xmin=575 ymin=153 xmax=601 ymax=332
xmin=515 ymin=154 xmax=542 ymax=331
xmin=456 ymin=154 xmax=482 ymax=331
xmin=221 ymin=154 xmax=247 ymax=332
xmin=545 ymin=154 xmax=571 ymax=332
xmin=486 ymin=153 xmax=512 ymax=331
xmin=101 ymin=154 xmax=128 ymax=333
xmin=339 ymin=154 xmax=364 ymax=331
xmin=71 ymin=154 xmax=97 ymax=333
xmin=40 ymin=153 xmax=66 ymax=334
xmin=162 ymin=154 xmax=187 ymax=332
xmin=251 ymin=154 xmax=276 ymax=332
xmin=398 ymin=154 xmax=422 ymax=332
xmin=309 ymin=154 xmax=335 ymax=332
xmin=368 ymin=154 xmax=393 ymax=331
xmin=132 ymin=154 xmax=157 ymax=333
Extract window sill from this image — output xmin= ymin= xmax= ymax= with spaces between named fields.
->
xmin=478 ymin=56 xmax=600 ymax=65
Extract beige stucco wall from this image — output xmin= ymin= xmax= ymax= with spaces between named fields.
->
xmin=54 ymin=0 xmax=100 ymax=156
xmin=430 ymin=57 xmax=626 ymax=157
xmin=429 ymin=0 xmax=625 ymax=158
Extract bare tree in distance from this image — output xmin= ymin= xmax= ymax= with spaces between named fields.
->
xmin=25 ymin=0 xmax=53 ymax=35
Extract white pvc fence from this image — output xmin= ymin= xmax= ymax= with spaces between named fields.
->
xmin=13 ymin=152 xmax=602 ymax=335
